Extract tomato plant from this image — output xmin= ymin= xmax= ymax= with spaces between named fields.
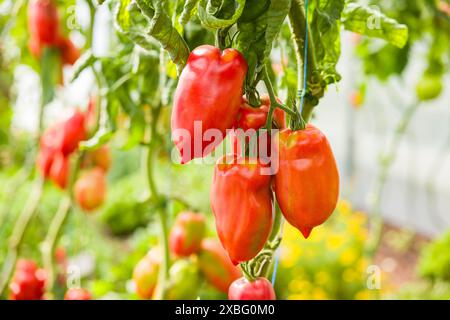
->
xmin=1 ymin=0 xmax=447 ymax=302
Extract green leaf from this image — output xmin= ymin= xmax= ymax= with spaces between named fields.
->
xmin=237 ymin=0 xmax=290 ymax=64
xmin=342 ymin=3 xmax=409 ymax=48
xmin=180 ymin=0 xmax=200 ymax=25
xmin=308 ymin=0 xmax=346 ymax=86
xmin=134 ymin=0 xmax=190 ymax=72
xmin=198 ymin=0 xmax=246 ymax=29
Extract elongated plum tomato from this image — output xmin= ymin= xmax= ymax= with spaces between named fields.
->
xmin=210 ymin=155 xmax=273 ymax=264
xmin=64 ymin=288 xmax=91 ymax=300
xmin=28 ymin=0 xmax=60 ymax=45
xmin=228 ymin=277 xmax=276 ymax=300
xmin=273 ymin=125 xmax=339 ymax=238
xmin=74 ymin=168 xmax=106 ymax=212
xmin=133 ymin=248 xmax=161 ymax=299
xmin=171 ymin=45 xmax=247 ymax=164
xmin=169 ymin=212 xmax=205 ymax=257
xmin=197 ymin=239 xmax=241 ymax=293
xmin=9 ymin=259 xmax=46 ymax=300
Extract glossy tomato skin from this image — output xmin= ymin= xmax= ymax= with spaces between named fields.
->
xmin=169 ymin=212 xmax=205 ymax=257
xmin=28 ymin=0 xmax=60 ymax=46
xmin=171 ymin=45 xmax=247 ymax=164
xmin=133 ymin=248 xmax=161 ymax=299
xmin=9 ymin=259 xmax=46 ymax=300
xmin=74 ymin=168 xmax=106 ymax=212
xmin=210 ymin=155 xmax=273 ymax=265
xmin=273 ymin=125 xmax=339 ymax=238
xmin=197 ymin=239 xmax=241 ymax=293
xmin=228 ymin=277 xmax=276 ymax=300
xmin=64 ymin=288 xmax=91 ymax=300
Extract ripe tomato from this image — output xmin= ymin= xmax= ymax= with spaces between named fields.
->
xmin=228 ymin=277 xmax=276 ymax=300
xmin=28 ymin=0 xmax=60 ymax=46
xmin=9 ymin=259 xmax=46 ymax=300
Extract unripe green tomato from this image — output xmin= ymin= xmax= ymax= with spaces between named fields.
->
xmin=165 ymin=259 xmax=200 ymax=300
xmin=416 ymin=74 xmax=443 ymax=101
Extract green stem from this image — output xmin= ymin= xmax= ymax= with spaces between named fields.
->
xmin=42 ymin=154 xmax=82 ymax=296
xmin=0 ymin=178 xmax=44 ymax=296
xmin=42 ymin=196 xmax=72 ymax=296
xmin=86 ymin=0 xmax=96 ymax=49
xmin=288 ymin=0 xmax=318 ymax=124
xmin=144 ymin=105 xmax=169 ymax=299
xmin=366 ymin=102 xmax=420 ymax=257
xmin=263 ymin=68 xmax=299 ymax=130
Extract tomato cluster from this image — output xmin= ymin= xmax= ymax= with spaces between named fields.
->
xmin=27 ymin=0 xmax=80 ymax=66
xmin=37 ymin=103 xmax=110 ymax=212
xmin=133 ymin=212 xmax=241 ymax=299
xmin=171 ymin=46 xmax=340 ymax=300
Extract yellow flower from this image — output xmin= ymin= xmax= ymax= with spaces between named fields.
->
xmin=312 ymin=288 xmax=329 ymax=300
xmin=355 ymin=290 xmax=373 ymax=300
xmin=289 ymin=279 xmax=311 ymax=292
xmin=288 ymin=293 xmax=312 ymax=300
xmin=339 ymin=248 xmax=358 ymax=266
xmin=327 ymin=234 xmax=345 ymax=250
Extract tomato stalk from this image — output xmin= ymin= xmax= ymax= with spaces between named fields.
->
xmin=0 ymin=178 xmax=44 ymax=296
xmin=41 ymin=153 xmax=83 ymax=296
xmin=262 ymin=67 xmax=299 ymax=131
xmin=239 ymin=204 xmax=284 ymax=282
xmin=86 ymin=0 xmax=96 ymax=49
xmin=0 ymin=47 xmax=58 ymax=297
xmin=41 ymin=196 xmax=72 ymax=296
xmin=143 ymin=103 xmax=170 ymax=300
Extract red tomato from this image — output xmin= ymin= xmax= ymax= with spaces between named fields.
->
xmin=28 ymin=0 xmax=60 ymax=46
xmin=197 ymin=239 xmax=241 ymax=293
xmin=228 ymin=277 xmax=276 ymax=300
xmin=171 ymin=45 xmax=247 ymax=164
xmin=9 ymin=259 xmax=46 ymax=300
